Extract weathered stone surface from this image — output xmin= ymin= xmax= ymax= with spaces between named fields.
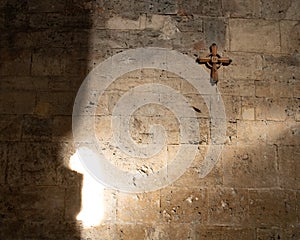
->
xmin=80 ymin=224 xmax=116 ymax=240
xmin=241 ymin=97 xmax=255 ymax=120
xmin=266 ymin=121 xmax=300 ymax=146
xmin=6 ymin=143 xmax=59 ymax=185
xmin=222 ymin=0 xmax=261 ymax=18
xmin=222 ymin=95 xmax=241 ymax=121
xmin=28 ymin=0 xmax=66 ymax=13
xmin=208 ymin=187 xmax=249 ymax=226
xmin=172 ymin=14 xmax=203 ymax=32
xmin=219 ymin=79 xmax=255 ymax=97
xmin=37 ymin=91 xmax=76 ymax=115
xmin=236 ymin=120 xmax=267 ymax=145
xmin=203 ymin=18 xmax=227 ymax=49
xmin=22 ymin=115 xmax=53 ymax=141
xmin=222 ymin=145 xmax=277 ymax=188
xmin=117 ymin=191 xmax=160 ymax=223
xmin=278 ymin=146 xmax=300 ymax=189
xmin=248 ymin=190 xmax=297 ymax=227
xmin=255 ymin=79 xmax=294 ymax=98
xmin=0 ymin=91 xmax=35 ymax=114
xmin=261 ymin=0 xmax=300 ymax=20
xmin=0 ymin=115 xmax=22 ymax=141
xmin=146 ymin=223 xmax=193 ymax=239
xmin=178 ymin=0 xmax=223 ymax=17
xmin=160 ymin=187 xmax=207 ymax=223
xmin=0 ymin=143 xmax=7 ymax=183
xmin=193 ymin=226 xmax=255 ymax=239
xmin=172 ymin=152 xmax=223 ymax=188
xmin=116 ymin=224 xmax=147 ymax=240
xmin=223 ymin=52 xmax=263 ymax=80
xmin=261 ymin=54 xmax=300 ymax=82
xmin=31 ymin=48 xmax=66 ymax=76
xmin=280 ymin=21 xmax=300 ymax=53
xmin=52 ymin=116 xmax=72 ymax=141
xmin=255 ymin=97 xmax=297 ymax=121
xmin=256 ymin=228 xmax=284 ymax=240
xmin=1 ymin=0 xmax=300 ymax=238
xmin=229 ymin=19 xmax=280 ymax=53
xmin=0 ymin=49 xmax=31 ymax=76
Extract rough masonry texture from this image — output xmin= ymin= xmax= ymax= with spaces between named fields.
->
xmin=0 ymin=0 xmax=299 ymax=239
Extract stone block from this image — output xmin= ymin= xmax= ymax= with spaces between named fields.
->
xmin=266 ymin=121 xmax=300 ymax=146
xmin=29 ymin=13 xmax=65 ymax=29
xmin=28 ymin=0 xmax=66 ymax=13
xmin=56 ymin=149 xmax=83 ymax=187
xmin=172 ymin=149 xmax=223 ymax=188
xmin=226 ymin=120 xmax=237 ymax=144
xmin=256 ymin=228 xmax=284 ymax=240
xmin=0 ymin=76 xmax=49 ymax=91
xmin=160 ymin=187 xmax=207 ymax=223
xmin=146 ymin=0 xmax=178 ymax=14
xmin=223 ymin=52 xmax=263 ymax=80
xmin=236 ymin=120 xmax=267 ymax=145
xmin=178 ymin=0 xmax=223 ymax=17
xmin=222 ymin=95 xmax=241 ymax=121
xmin=208 ymin=187 xmax=249 ymax=226
xmin=37 ymin=91 xmax=76 ymax=115
xmin=256 ymin=97 xmax=296 ymax=121
xmin=6 ymin=142 xmax=59 ymax=185
xmin=0 ymin=49 xmax=31 ymax=76
xmin=222 ymin=0 xmax=261 ymax=18
xmin=18 ymin=186 xmax=65 ymax=221
xmin=0 ymin=143 xmax=7 ymax=183
xmin=255 ymin=79 xmax=294 ymax=98
xmin=184 ymin=93 xmax=210 ymax=119
xmin=172 ymin=14 xmax=203 ymax=32
xmin=116 ymin=191 xmax=160 ymax=223
xmin=203 ymin=18 xmax=227 ymax=49
xmin=280 ymin=21 xmax=300 ymax=53
xmin=172 ymin=31 xmax=205 ymax=54
xmin=22 ymin=115 xmax=53 ymax=141
xmin=278 ymin=146 xmax=300 ymax=189
xmin=52 ymin=116 xmax=72 ymax=142
xmin=291 ymin=78 xmax=300 ymax=100
xmin=146 ymin=223 xmax=193 ymax=239
xmin=261 ymin=54 xmax=300 ymax=82
xmin=116 ymin=224 xmax=147 ymax=240
xmin=0 ymin=91 xmax=35 ymax=114
xmin=222 ymin=145 xmax=277 ymax=188
xmin=261 ymin=0 xmax=300 ymax=20
xmin=31 ymin=48 xmax=66 ymax=76
xmin=21 ymin=220 xmax=80 ymax=239
xmin=80 ymin=224 xmax=117 ymax=240
xmin=193 ymin=226 xmax=255 ymax=239
xmin=229 ymin=19 xmax=280 ymax=53
xmin=106 ymin=15 xmax=146 ymax=30
xmin=219 ymin=79 xmax=255 ymax=97
xmin=241 ymin=97 xmax=255 ymax=120
xmin=0 ymin=115 xmax=22 ymax=141
xmin=103 ymin=1 xmax=146 ymax=19
xmin=248 ymin=190 xmax=297 ymax=227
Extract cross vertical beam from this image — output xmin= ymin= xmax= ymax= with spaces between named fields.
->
xmin=196 ymin=43 xmax=232 ymax=84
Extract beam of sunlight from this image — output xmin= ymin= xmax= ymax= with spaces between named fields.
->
xmin=69 ymin=151 xmax=105 ymax=228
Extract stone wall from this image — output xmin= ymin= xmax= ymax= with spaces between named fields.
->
xmin=0 ymin=0 xmax=299 ymax=239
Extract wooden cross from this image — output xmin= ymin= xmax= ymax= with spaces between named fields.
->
xmin=196 ymin=43 xmax=232 ymax=84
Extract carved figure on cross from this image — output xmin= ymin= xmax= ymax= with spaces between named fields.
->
xmin=196 ymin=43 xmax=232 ymax=84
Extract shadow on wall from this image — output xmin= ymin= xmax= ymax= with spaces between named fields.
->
xmin=0 ymin=1 xmax=93 ymax=239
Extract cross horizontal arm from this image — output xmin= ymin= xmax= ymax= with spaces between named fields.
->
xmin=218 ymin=57 xmax=232 ymax=64
xmin=197 ymin=57 xmax=211 ymax=63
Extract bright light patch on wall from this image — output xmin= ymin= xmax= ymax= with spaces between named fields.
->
xmin=69 ymin=151 xmax=105 ymax=228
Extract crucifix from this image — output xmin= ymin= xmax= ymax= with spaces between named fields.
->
xmin=196 ymin=43 xmax=232 ymax=84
